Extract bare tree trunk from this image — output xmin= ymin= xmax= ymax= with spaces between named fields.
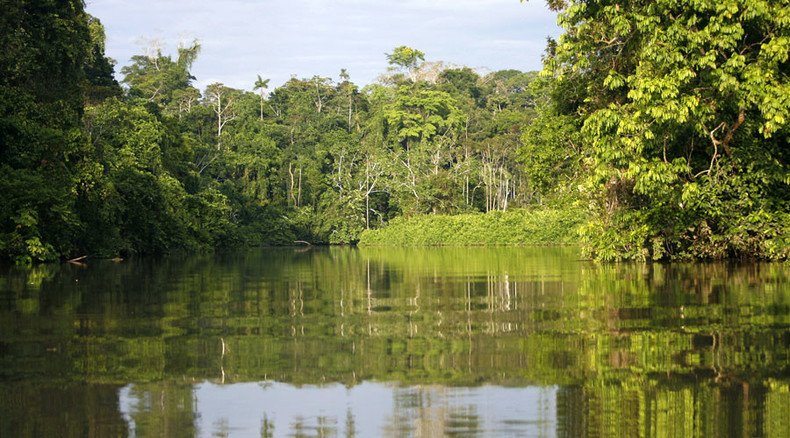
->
xmin=216 ymin=92 xmax=223 ymax=137
xmin=314 ymin=81 xmax=324 ymax=113
xmin=464 ymin=176 xmax=468 ymax=206
xmin=297 ymin=167 xmax=302 ymax=207
xmin=348 ymin=99 xmax=353 ymax=133
xmin=288 ymin=162 xmax=297 ymax=207
xmin=503 ymin=175 xmax=509 ymax=211
xmin=365 ymin=162 xmax=370 ymax=229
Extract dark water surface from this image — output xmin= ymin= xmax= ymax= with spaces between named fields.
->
xmin=1 ymin=247 xmax=788 ymax=437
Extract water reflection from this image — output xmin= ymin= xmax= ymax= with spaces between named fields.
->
xmin=0 ymin=247 xmax=788 ymax=437
xmin=117 ymin=382 xmax=555 ymax=437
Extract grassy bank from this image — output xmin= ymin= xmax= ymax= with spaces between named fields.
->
xmin=358 ymin=208 xmax=583 ymax=246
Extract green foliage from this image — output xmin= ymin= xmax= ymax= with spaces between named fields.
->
xmin=1 ymin=247 xmax=788 ymax=435
xmin=3 ymin=1 xmax=785 ymax=262
xmin=547 ymin=0 xmax=790 ymax=260
xmin=519 ymin=110 xmax=581 ymax=197
xmin=0 ymin=0 xmax=93 ymax=264
xmin=437 ymin=68 xmax=482 ymax=102
xmin=384 ymin=86 xmax=462 ymax=144
xmin=386 ymin=46 xmax=425 ymax=71
xmin=84 ymin=17 xmax=122 ymax=103
xmin=121 ymin=41 xmax=201 ymax=110
xmin=0 ymin=16 xmax=567 ymax=259
xmin=358 ymin=208 xmax=583 ymax=246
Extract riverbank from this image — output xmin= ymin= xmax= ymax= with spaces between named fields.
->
xmin=358 ymin=208 xmax=583 ymax=246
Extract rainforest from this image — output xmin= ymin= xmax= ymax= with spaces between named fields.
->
xmin=1 ymin=0 xmax=788 ymax=264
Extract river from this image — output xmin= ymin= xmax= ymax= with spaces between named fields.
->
xmin=1 ymin=247 xmax=788 ymax=437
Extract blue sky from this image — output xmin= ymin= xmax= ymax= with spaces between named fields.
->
xmin=85 ymin=0 xmax=561 ymax=91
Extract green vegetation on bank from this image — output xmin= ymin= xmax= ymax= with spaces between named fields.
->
xmin=545 ymin=0 xmax=789 ymax=261
xmin=1 ymin=0 xmax=787 ymax=264
xmin=358 ymin=208 xmax=583 ymax=246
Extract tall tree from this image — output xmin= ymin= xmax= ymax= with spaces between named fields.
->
xmin=253 ymin=75 xmax=270 ymax=121
xmin=386 ymin=46 xmax=426 ymax=82
xmin=121 ymin=41 xmax=201 ymax=108
xmin=0 ymin=0 xmax=94 ymax=263
xmin=547 ymin=0 xmax=789 ymax=260
xmin=204 ymin=83 xmax=240 ymax=145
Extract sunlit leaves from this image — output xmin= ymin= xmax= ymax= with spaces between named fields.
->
xmin=383 ymin=86 xmax=462 ymax=144
xmin=549 ymin=0 xmax=789 ymax=260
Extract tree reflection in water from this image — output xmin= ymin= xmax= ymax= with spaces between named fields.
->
xmin=1 ymin=247 xmax=788 ymax=436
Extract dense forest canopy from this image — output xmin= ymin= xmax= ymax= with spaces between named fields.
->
xmin=545 ymin=0 xmax=789 ymax=260
xmin=0 ymin=0 xmax=787 ymax=264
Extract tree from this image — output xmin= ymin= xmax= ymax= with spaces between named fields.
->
xmin=547 ymin=0 xmax=789 ymax=260
xmin=84 ymin=16 xmax=122 ymax=104
xmin=380 ymin=85 xmax=465 ymax=214
xmin=121 ymin=41 xmax=201 ymax=108
xmin=386 ymin=46 xmax=426 ymax=82
xmin=338 ymin=69 xmax=359 ymax=132
xmin=204 ymin=83 xmax=240 ymax=145
xmin=253 ymin=75 xmax=270 ymax=121
xmin=0 ymin=0 xmax=94 ymax=263
xmin=383 ymin=87 xmax=463 ymax=152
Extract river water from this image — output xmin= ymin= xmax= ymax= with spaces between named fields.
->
xmin=1 ymin=247 xmax=788 ymax=437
